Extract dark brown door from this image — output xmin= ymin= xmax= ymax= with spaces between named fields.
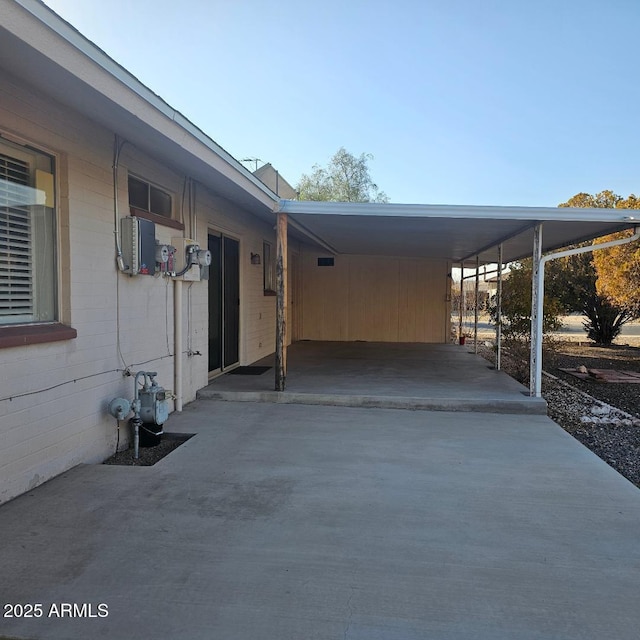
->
xmin=208 ymin=233 xmax=239 ymax=372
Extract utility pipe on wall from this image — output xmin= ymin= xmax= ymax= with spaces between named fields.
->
xmin=529 ymin=225 xmax=640 ymax=397
xmin=112 ymin=134 xmax=127 ymax=272
xmin=174 ymin=279 xmax=183 ymax=411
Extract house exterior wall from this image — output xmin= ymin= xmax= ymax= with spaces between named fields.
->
xmin=0 ymin=67 xmax=277 ymax=504
xmin=299 ymin=248 xmax=451 ymax=343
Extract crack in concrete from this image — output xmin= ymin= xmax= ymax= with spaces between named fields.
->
xmin=343 ymin=585 xmax=356 ymax=640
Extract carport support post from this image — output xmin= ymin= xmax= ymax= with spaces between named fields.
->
xmin=529 ymin=224 xmax=544 ymax=397
xmin=275 ymin=212 xmax=288 ymax=391
xmin=458 ymin=262 xmax=464 ymax=341
xmin=528 ymin=225 xmax=640 ymax=397
xmin=496 ymin=244 xmax=503 ymax=371
xmin=474 ymin=255 xmax=480 ymax=353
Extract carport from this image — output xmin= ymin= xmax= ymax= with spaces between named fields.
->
xmin=272 ymin=200 xmax=640 ymax=397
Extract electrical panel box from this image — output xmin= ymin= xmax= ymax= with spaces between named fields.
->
xmin=121 ymin=216 xmax=156 ymax=276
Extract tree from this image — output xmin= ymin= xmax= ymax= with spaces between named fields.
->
xmin=489 ymin=261 xmax=564 ymax=341
xmin=297 ymin=147 xmax=389 ymax=203
xmin=559 ymin=190 xmax=621 ymax=210
xmin=559 ymin=191 xmax=640 ymax=344
xmin=592 ymin=194 xmax=640 ymax=316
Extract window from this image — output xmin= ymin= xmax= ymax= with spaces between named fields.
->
xmin=128 ymin=174 xmax=172 ymax=218
xmin=263 ymin=241 xmax=275 ymax=293
xmin=0 ymin=138 xmax=57 ymax=325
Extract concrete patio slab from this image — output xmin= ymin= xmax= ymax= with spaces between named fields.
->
xmin=200 ymin=342 xmax=547 ymax=414
xmin=1 ymin=400 xmax=639 ymax=639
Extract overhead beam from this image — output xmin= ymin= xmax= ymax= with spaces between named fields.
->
xmin=458 ymin=222 xmax=537 ymax=264
xmin=286 ymin=216 xmax=339 ymax=255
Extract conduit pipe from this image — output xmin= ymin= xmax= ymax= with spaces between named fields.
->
xmin=174 ymin=279 xmax=183 ymax=411
xmin=529 ymin=225 xmax=640 ymax=397
xmin=112 ymin=134 xmax=127 ymax=272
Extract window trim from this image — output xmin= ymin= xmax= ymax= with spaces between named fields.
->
xmin=128 ymin=173 xmax=174 ymax=220
xmin=0 ymin=323 xmax=77 ymax=349
xmin=0 ymin=131 xmax=75 ymax=348
xmin=0 ymin=134 xmax=64 ymax=330
xmin=129 ymin=207 xmax=184 ymax=231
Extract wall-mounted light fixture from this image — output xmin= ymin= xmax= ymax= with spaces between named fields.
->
xmin=250 ymin=252 xmax=261 ymax=265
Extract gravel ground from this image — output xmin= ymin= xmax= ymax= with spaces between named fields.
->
xmin=480 ymin=342 xmax=640 ymax=489
xmin=550 ymin=343 xmax=640 ymax=416
xmin=103 ymin=436 xmax=185 ymax=466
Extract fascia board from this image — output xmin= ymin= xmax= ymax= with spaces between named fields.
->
xmin=278 ymin=200 xmax=638 ymax=224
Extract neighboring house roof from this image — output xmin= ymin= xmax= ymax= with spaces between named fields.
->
xmin=253 ymin=164 xmax=297 ymax=199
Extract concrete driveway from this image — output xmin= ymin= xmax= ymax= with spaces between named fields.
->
xmin=1 ymin=400 xmax=639 ymax=639
xmin=202 ymin=342 xmax=546 ymax=414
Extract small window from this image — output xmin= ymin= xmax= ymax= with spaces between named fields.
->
xmin=263 ymin=241 xmax=275 ymax=293
xmin=0 ymin=138 xmax=57 ymax=325
xmin=317 ymin=257 xmax=334 ymax=266
xmin=128 ymin=175 xmax=172 ymax=218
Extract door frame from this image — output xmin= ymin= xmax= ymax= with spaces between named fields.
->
xmin=207 ymin=228 xmax=242 ymax=378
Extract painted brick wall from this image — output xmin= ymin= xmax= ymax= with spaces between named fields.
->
xmin=0 ymin=68 xmax=278 ymax=504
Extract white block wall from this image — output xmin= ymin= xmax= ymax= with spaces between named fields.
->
xmin=0 ymin=68 xmax=278 ymax=504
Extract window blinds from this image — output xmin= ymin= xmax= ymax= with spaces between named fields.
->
xmin=0 ymin=153 xmax=33 ymax=320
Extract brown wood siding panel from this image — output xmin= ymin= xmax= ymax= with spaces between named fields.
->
xmin=348 ymin=256 xmax=399 ymax=341
xmin=398 ymin=260 xmax=446 ymax=342
xmin=300 ymin=252 xmax=348 ymax=340
xmin=299 ymin=247 xmax=448 ymax=343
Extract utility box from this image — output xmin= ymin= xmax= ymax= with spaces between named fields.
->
xmin=121 ymin=216 xmax=156 ymax=275
xmin=172 ymin=236 xmax=201 ymax=281
xmin=139 ymin=384 xmax=169 ymax=425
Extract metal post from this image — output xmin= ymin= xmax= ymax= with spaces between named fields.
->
xmin=458 ymin=262 xmax=464 ymax=342
xmin=528 ymin=225 xmax=640 ymax=397
xmin=496 ymin=244 xmax=503 ymax=371
xmin=529 ymin=224 xmax=544 ymax=397
xmin=474 ymin=255 xmax=480 ymax=354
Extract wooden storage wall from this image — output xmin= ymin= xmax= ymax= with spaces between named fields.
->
xmin=300 ymin=250 xmax=449 ymax=343
xmin=300 ymin=251 xmax=349 ymax=340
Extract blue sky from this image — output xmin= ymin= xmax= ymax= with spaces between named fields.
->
xmin=42 ymin=0 xmax=640 ymax=206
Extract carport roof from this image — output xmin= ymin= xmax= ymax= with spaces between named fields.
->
xmin=277 ymin=200 xmax=640 ymax=264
